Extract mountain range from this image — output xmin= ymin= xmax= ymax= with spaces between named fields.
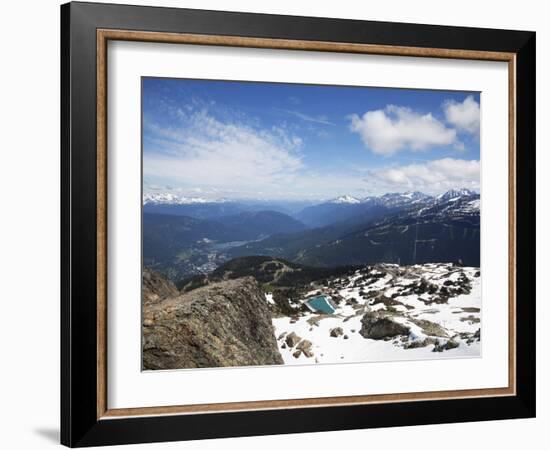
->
xmin=143 ymin=189 xmax=480 ymax=280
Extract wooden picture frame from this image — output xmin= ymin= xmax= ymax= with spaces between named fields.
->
xmin=61 ymin=1 xmax=536 ymax=447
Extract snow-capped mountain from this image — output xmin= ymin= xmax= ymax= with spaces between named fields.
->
xmin=295 ymin=189 xmax=479 ymax=229
xmin=430 ymin=196 xmax=480 ymax=218
xmin=143 ymin=193 xmax=225 ymax=205
xmin=374 ymin=191 xmax=432 ymax=208
xmin=329 ymin=195 xmax=361 ymax=204
xmin=325 ymin=191 xmax=433 ymax=209
xmin=330 ymin=191 xmax=434 ymax=209
xmin=436 ymin=188 xmax=477 ymax=203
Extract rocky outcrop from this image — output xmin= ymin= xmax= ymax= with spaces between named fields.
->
xmin=142 ymin=276 xmax=283 ymax=369
xmin=142 ymin=267 xmax=179 ymax=306
xmin=359 ymin=311 xmax=410 ymax=340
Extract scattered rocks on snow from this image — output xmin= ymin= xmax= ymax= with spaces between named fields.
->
xmin=432 ymin=339 xmax=460 ymax=352
xmin=271 ymin=263 xmax=480 ymax=363
xmin=404 ymin=337 xmax=437 ymax=349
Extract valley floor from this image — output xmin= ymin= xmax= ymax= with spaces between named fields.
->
xmin=270 ymin=263 xmax=481 ymax=365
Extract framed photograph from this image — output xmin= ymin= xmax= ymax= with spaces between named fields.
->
xmin=61 ymin=1 xmax=536 ymax=447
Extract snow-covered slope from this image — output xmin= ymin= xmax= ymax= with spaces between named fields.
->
xmin=436 ymin=188 xmax=477 ymax=202
xmin=375 ymin=191 xmax=433 ymax=208
xmin=270 ymin=263 xmax=481 ymax=365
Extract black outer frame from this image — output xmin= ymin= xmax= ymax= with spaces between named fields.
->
xmin=60 ymin=1 xmax=536 ymax=447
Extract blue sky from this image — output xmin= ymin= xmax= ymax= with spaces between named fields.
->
xmin=143 ymin=77 xmax=480 ymax=200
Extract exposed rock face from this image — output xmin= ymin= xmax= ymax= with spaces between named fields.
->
xmin=142 ymin=268 xmax=179 ymax=306
xmin=143 ymin=276 xmax=283 ymax=369
xmin=359 ymin=312 xmax=410 ymax=340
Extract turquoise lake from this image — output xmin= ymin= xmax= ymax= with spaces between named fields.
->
xmin=307 ymin=295 xmax=335 ymax=314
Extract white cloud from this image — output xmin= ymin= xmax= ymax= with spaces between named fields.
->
xmin=144 ymin=110 xmax=304 ymax=197
xmin=443 ymin=95 xmax=480 ymax=134
xmin=349 ymin=105 xmax=458 ymax=155
xmin=366 ymin=158 xmax=480 ymax=194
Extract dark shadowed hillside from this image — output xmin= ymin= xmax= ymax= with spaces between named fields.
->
xmin=228 ymin=193 xmax=480 ymax=267
xmin=143 ymin=211 xmax=308 ymax=280
xmin=177 ymin=255 xmax=361 ymax=293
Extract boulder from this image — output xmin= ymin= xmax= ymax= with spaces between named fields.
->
xmin=296 ymin=339 xmax=314 ymax=358
xmin=330 ymin=327 xmax=344 ymax=338
xmin=285 ymin=332 xmax=301 ymax=348
xmin=359 ymin=312 xmax=410 ymax=340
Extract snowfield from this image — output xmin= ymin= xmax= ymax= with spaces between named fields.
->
xmin=270 ymin=263 xmax=481 ymax=365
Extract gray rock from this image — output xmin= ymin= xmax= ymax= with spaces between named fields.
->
xmin=433 ymin=339 xmax=460 ymax=352
xmin=404 ymin=337 xmax=437 ymax=349
xmin=142 ymin=276 xmax=283 ymax=369
xmin=330 ymin=327 xmax=344 ymax=338
xmin=285 ymin=332 xmax=301 ymax=348
xmin=142 ymin=267 xmax=179 ymax=306
xmin=359 ymin=312 xmax=410 ymax=340
xmin=296 ymin=339 xmax=314 ymax=358
xmin=473 ymin=328 xmax=481 ymax=340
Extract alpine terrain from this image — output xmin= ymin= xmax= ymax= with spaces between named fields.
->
xmin=142 ymin=189 xmax=481 ymax=369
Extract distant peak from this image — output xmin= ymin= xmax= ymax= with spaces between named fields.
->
xmin=143 ymin=192 xmax=226 ymax=205
xmin=329 ymin=195 xmax=361 ymax=204
xmin=436 ymin=188 xmax=477 ymax=201
xmin=403 ymin=191 xmax=429 ymax=199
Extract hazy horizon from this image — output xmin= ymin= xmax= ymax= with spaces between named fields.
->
xmin=143 ymin=187 xmax=480 ymax=205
